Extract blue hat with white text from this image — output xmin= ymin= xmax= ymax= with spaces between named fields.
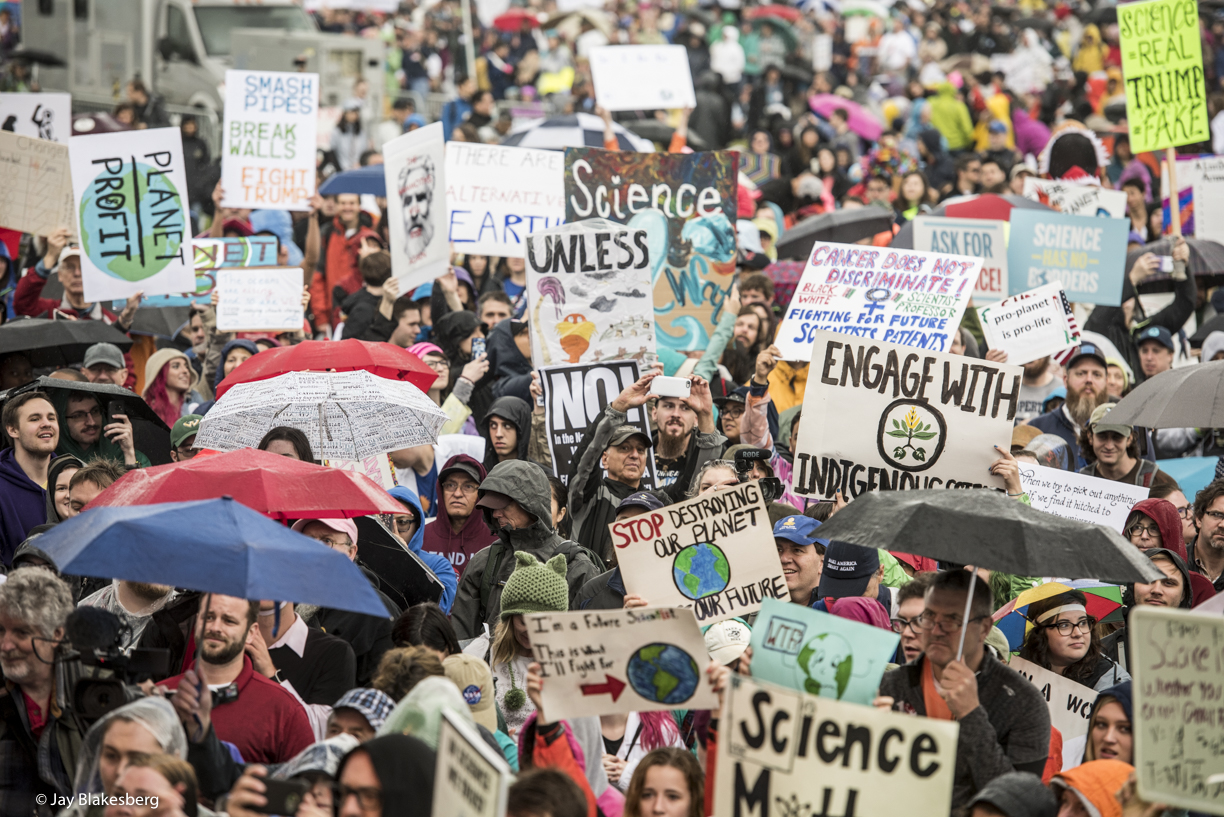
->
xmin=772 ymin=515 xmax=828 ymax=547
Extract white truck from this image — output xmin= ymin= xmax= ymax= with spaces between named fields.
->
xmin=21 ymin=0 xmax=385 ymax=145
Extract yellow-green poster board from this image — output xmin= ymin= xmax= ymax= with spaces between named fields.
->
xmin=1118 ymin=0 xmax=1208 ymax=153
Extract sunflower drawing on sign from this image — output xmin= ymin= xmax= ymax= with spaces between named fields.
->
xmin=877 ymin=400 xmax=946 ymax=472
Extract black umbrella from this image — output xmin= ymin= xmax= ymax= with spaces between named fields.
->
xmin=127 ymin=307 xmax=194 ymax=340
xmin=0 ymin=318 xmax=133 ymax=368
xmin=1126 ymin=237 xmax=1224 ymax=279
xmin=1191 ymin=316 xmax=1224 ymax=347
xmin=814 ymin=490 xmax=1162 ymax=584
xmin=1089 ymin=6 xmax=1117 ymax=24
xmin=1096 ymin=360 xmax=1224 ymax=429
xmin=1013 ymin=16 xmax=1054 ymax=32
xmin=776 ymin=207 xmax=896 ymax=260
xmin=7 ymin=377 xmax=168 ymax=430
xmin=355 ymin=516 xmax=444 ymax=611
xmin=623 ymin=119 xmax=710 ymax=150
xmin=5 ymin=47 xmax=67 ymax=66
xmin=890 ymin=195 xmax=1052 ymax=249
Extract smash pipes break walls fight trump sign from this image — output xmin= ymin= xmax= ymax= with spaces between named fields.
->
xmin=221 ymin=70 xmax=318 ymax=210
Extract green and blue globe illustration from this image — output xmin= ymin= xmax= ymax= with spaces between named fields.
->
xmin=672 ymin=543 xmax=730 ymax=600
xmin=626 ymin=643 xmax=701 ymax=705
xmin=80 ymin=162 xmax=184 ymax=281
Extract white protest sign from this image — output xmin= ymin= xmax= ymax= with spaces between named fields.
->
xmin=1018 ymin=463 xmax=1148 ymax=534
xmin=324 ymin=455 xmax=397 ymax=492
xmin=792 ymin=329 xmax=1020 ymax=500
xmin=0 ymin=93 xmax=72 ymax=143
xmin=215 ymin=268 xmax=305 ymax=332
xmin=526 ymin=219 xmax=655 ymax=368
xmin=0 ymin=131 xmax=75 ymax=238
xmin=384 ymin=123 xmax=449 ymax=290
xmin=912 ymin=216 xmax=1008 ymax=303
xmin=977 ymin=283 xmax=1080 ymax=366
xmin=1023 ymin=178 xmax=1128 ymax=219
xmin=446 ymin=142 xmax=565 ymax=258
xmin=775 ymin=242 xmax=981 ymax=362
xmin=1162 ymin=155 xmax=1224 ymax=238
xmin=1193 ymin=180 xmax=1224 ymax=245
xmin=431 ymin=710 xmax=512 ymax=817
xmin=221 ymin=70 xmax=318 ymax=210
xmin=714 ymin=674 xmax=959 ymax=817
xmin=524 ymin=607 xmax=718 ymax=721
xmin=610 ymin=482 xmax=785 ymax=624
xmin=1009 ymin=656 xmax=1095 ymax=741
xmin=590 ymin=45 xmax=696 ymax=112
xmin=1131 ymin=606 xmax=1224 ymax=814
xmin=70 ymin=128 xmax=195 ymax=302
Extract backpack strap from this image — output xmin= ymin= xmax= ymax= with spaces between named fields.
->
xmin=479 ymin=541 xmax=508 ymax=622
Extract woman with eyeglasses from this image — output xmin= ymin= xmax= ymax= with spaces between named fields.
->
xmin=1018 ymin=591 xmax=1129 ymax=692
xmin=1122 ymin=498 xmax=1186 ymax=561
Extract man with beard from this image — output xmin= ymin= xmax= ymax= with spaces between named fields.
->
xmin=1028 ymin=344 xmax=1109 ymax=469
xmin=398 ymin=155 xmax=436 ymax=264
xmin=0 ymin=567 xmax=82 ymax=811
xmin=79 ymin=579 xmax=177 ymax=654
xmin=157 ymin=594 xmax=313 ymax=764
xmin=649 ymin=374 xmax=723 ymax=490
xmin=1189 ymin=481 xmax=1224 ymax=593
xmin=54 ymin=392 xmax=150 ymax=468
xmin=1015 ymin=356 xmax=1059 ymax=423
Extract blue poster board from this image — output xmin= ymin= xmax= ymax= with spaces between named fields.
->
xmin=1007 ymin=209 xmax=1129 ymax=305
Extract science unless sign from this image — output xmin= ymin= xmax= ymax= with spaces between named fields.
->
xmin=792 ymin=329 xmax=1020 ymax=500
xmin=221 ymin=70 xmax=318 ymax=210
xmin=1118 ymin=0 xmax=1209 ymax=154
xmin=774 ymin=242 xmax=981 ymax=361
xmin=525 ymin=219 xmax=655 ymax=368
xmin=611 ymin=482 xmax=784 ymax=624
xmin=714 ymin=674 xmax=959 ymax=817
xmin=1006 ymin=209 xmax=1129 ymax=305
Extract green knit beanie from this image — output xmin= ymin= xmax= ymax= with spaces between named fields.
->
xmin=499 ymin=552 xmax=569 ymax=619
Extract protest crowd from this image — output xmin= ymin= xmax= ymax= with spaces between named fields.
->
xmin=1 ymin=0 xmax=1224 ymax=815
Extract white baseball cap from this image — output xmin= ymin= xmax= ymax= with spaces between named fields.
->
xmin=703 ymin=618 xmax=751 ymax=665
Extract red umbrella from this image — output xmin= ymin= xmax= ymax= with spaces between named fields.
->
xmin=85 ymin=448 xmax=404 ymax=520
xmin=746 ymin=5 xmax=801 ymax=22
xmin=942 ymin=193 xmax=1046 ymax=222
xmin=214 ymin=338 xmax=436 ymax=399
xmin=493 ymin=8 xmax=539 ymax=31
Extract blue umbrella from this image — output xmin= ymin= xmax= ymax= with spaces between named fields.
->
xmin=318 ymin=166 xmax=386 ymax=197
xmin=36 ymin=497 xmax=388 ymax=617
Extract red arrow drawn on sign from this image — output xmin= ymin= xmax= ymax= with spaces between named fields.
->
xmin=579 ymin=675 xmax=626 ymax=702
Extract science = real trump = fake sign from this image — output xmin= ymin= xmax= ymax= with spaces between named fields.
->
xmin=773 ymin=241 xmax=981 ymax=362
xmin=609 ymin=481 xmax=785 ymax=625
xmin=221 ymin=70 xmax=318 ymax=210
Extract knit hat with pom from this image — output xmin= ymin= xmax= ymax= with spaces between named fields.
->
xmin=499 ymin=552 xmax=569 ymax=619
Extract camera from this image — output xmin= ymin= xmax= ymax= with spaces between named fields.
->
xmin=732 ymin=448 xmax=784 ymax=503
xmin=65 ymin=607 xmax=171 ymax=722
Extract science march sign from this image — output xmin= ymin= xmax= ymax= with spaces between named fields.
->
xmin=1007 ymin=209 xmax=1129 ymax=305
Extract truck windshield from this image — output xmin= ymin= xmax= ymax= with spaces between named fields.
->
xmin=193 ymin=6 xmax=314 ymax=56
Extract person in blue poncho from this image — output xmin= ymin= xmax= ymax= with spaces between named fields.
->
xmin=388 ymin=485 xmax=457 ymax=614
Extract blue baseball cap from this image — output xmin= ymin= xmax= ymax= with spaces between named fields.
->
xmin=772 ymin=515 xmax=828 ymax=547
xmin=1066 ymin=343 xmax=1107 ymax=370
xmin=988 ymin=120 xmax=1008 ymax=134
xmin=617 ymin=491 xmax=664 ymax=514
xmin=1135 ymin=325 xmax=1174 ymax=352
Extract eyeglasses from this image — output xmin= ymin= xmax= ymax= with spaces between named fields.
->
xmin=1203 ymin=510 xmax=1224 ymax=523
xmin=1125 ymin=522 xmax=1161 ymax=540
xmin=1174 ymin=505 xmax=1194 ymax=520
xmin=424 ymin=358 xmax=450 ymax=372
xmin=890 ymin=616 xmax=922 ymax=635
xmin=65 ymin=407 xmax=102 ymax=423
xmin=333 ymin=784 xmax=381 ymax=813
xmin=316 ymin=537 xmax=352 ymax=550
xmin=442 ymin=480 xmax=478 ymax=494
xmin=1044 ymin=617 xmax=1095 ymax=636
xmin=916 ymin=611 xmax=991 ymax=633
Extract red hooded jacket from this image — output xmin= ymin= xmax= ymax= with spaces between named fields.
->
xmin=420 ymin=454 xmax=496 ymax=580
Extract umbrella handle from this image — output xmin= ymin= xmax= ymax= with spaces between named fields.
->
xmin=956 ymin=567 xmax=978 ymax=662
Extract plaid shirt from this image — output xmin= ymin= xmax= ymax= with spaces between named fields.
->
xmin=0 ymin=663 xmax=86 ymax=817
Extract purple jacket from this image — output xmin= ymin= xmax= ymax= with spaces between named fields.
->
xmin=1012 ymin=109 xmax=1050 ymax=160
xmin=0 ymin=448 xmax=48 ymax=565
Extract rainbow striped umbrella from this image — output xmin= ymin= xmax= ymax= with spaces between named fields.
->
xmin=992 ymin=580 xmax=1124 ymax=651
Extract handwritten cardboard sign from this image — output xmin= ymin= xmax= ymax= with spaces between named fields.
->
xmin=431 ymin=710 xmax=512 ymax=817
xmin=0 ymin=92 xmax=71 ymax=143
xmin=1018 ymin=464 xmax=1149 ymax=534
xmin=446 ymin=142 xmax=565 ymax=258
xmin=221 ymin=70 xmax=318 ymax=210
xmin=1009 ymin=656 xmax=1095 ymax=741
xmin=1161 ymin=155 xmax=1224 ymax=238
xmin=977 ymin=284 xmax=1080 ymax=366
xmin=1118 ymin=0 xmax=1208 ymax=154
xmin=1023 ymin=179 xmax=1128 ymax=219
xmin=912 ymin=217 xmax=1007 ymax=303
xmin=714 ymin=674 xmax=959 ymax=817
xmin=525 ymin=219 xmax=655 ymax=368
xmin=1006 ymin=209 xmax=1130 ymax=305
xmin=70 ymin=128 xmax=195 ymax=302
xmin=0 ymin=130 xmax=74 ymax=238
xmin=612 ymin=483 xmax=784 ymax=624
xmin=590 ymin=45 xmax=697 ymax=112
xmin=131 ymin=237 xmax=282 ymax=308
xmin=749 ymin=598 xmax=899 ymax=705
xmin=524 ymin=607 xmax=718 ymax=720
xmin=1131 ymin=606 xmax=1224 ymax=814
xmin=385 ymin=123 xmax=449 ymax=290
xmin=215 ymin=267 xmax=304 ymax=332
xmin=792 ymin=329 xmax=1020 ymax=499
xmin=564 ymin=148 xmax=738 ymax=353
xmin=539 ymin=360 xmax=658 ymax=490
xmin=775 ymin=242 xmax=982 ymax=361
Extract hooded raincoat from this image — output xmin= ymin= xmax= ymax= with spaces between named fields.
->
xmin=481 ymin=396 xmax=532 ymax=475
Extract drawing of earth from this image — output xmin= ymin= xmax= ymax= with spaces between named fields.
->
xmin=798 ymin=632 xmax=854 ymax=699
xmin=626 ymin=643 xmax=701 ymax=705
xmin=672 ymin=543 xmax=730 ymax=600
xmin=80 ymin=161 xmax=184 ymax=281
